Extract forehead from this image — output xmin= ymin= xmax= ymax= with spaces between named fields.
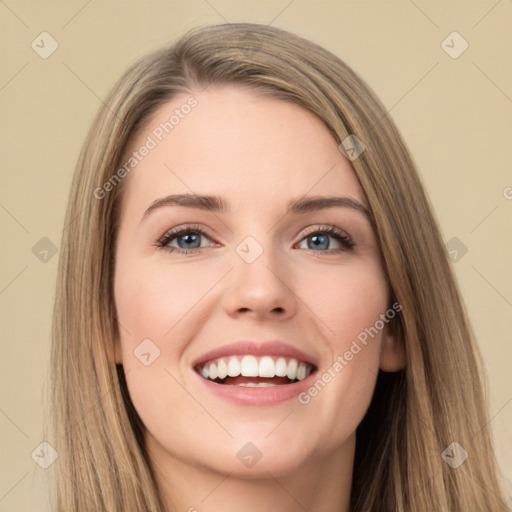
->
xmin=119 ymin=85 xmax=367 ymax=216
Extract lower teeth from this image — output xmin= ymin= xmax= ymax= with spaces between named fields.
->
xmin=235 ymin=382 xmax=277 ymax=387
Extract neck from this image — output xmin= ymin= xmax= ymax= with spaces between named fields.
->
xmin=147 ymin=434 xmax=355 ymax=512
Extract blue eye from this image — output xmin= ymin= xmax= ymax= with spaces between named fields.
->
xmin=296 ymin=226 xmax=354 ymax=252
xmin=156 ymin=224 xmax=355 ymax=256
xmin=157 ymin=225 xmax=214 ymax=255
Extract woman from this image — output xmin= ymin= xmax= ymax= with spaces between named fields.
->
xmin=46 ymin=23 xmax=510 ymax=511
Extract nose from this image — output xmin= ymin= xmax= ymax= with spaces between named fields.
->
xmin=222 ymin=243 xmax=298 ymax=322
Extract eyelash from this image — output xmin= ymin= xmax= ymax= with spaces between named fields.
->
xmin=155 ymin=224 xmax=355 ymax=256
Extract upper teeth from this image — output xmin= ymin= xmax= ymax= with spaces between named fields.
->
xmin=198 ymin=355 xmax=313 ymax=381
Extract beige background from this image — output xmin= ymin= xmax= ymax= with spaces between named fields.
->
xmin=1 ymin=1 xmax=511 ymax=510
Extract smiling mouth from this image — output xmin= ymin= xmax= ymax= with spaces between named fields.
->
xmin=195 ymin=355 xmax=315 ymax=387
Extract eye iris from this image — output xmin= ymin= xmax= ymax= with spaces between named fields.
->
xmin=309 ymin=234 xmax=329 ymax=250
xmin=169 ymin=230 xmax=341 ymax=251
xmin=177 ymin=233 xmax=201 ymax=249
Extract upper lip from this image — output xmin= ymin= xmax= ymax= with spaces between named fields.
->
xmin=193 ymin=340 xmax=318 ymax=368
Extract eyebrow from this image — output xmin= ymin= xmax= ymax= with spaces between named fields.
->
xmin=142 ymin=193 xmax=371 ymax=220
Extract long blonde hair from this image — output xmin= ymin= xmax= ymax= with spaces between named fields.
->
xmin=46 ymin=23 xmax=510 ymax=511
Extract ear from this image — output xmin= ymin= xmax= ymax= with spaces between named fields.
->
xmin=379 ymin=320 xmax=406 ymax=372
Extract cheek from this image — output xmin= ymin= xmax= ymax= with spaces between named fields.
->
xmin=113 ymin=258 xmax=227 ymax=430
xmin=294 ymin=260 xmax=388 ymax=431
xmin=299 ymin=257 xmax=389 ymax=347
xmin=114 ymin=257 xmax=220 ymax=357
xmin=114 ymin=259 xmax=209 ymax=447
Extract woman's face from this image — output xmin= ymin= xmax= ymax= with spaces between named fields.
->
xmin=113 ymin=85 xmax=404 ymax=479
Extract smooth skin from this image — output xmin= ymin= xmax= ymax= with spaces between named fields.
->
xmin=113 ymin=85 xmax=406 ymax=512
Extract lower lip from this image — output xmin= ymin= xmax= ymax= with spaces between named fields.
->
xmin=194 ymin=371 xmax=316 ymax=406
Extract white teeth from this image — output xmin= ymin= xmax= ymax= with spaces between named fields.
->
xmin=296 ymin=362 xmax=306 ymax=380
xmin=209 ymin=363 xmax=218 ymax=380
xmin=217 ymin=358 xmax=228 ymax=379
xmin=240 ymin=355 xmax=259 ymax=377
xmin=259 ymin=356 xmax=275 ymax=378
xmin=227 ymin=356 xmax=241 ymax=377
xmin=200 ymin=355 xmax=313 ymax=382
xmin=287 ymin=359 xmax=298 ymax=380
xmin=236 ymin=382 xmax=277 ymax=387
xmin=275 ymin=357 xmax=288 ymax=377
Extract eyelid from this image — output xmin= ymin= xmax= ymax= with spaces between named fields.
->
xmin=295 ymin=224 xmax=355 ymax=250
xmin=157 ymin=224 xmax=217 ymax=247
xmin=298 ymin=224 xmax=351 ymax=239
xmin=158 ymin=224 xmax=351 ymax=242
xmin=156 ymin=222 xmax=355 ymax=254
